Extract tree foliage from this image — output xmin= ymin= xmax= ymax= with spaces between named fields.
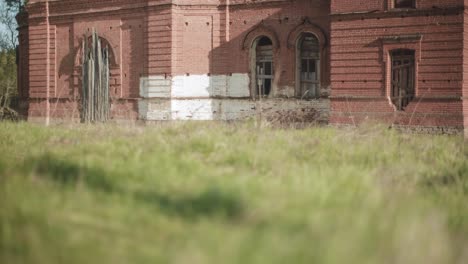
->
xmin=5 ymin=0 xmax=25 ymax=10
xmin=0 ymin=1 xmax=23 ymax=119
xmin=1 ymin=0 xmax=26 ymax=50
xmin=0 ymin=49 xmax=17 ymax=120
xmin=0 ymin=49 xmax=17 ymax=97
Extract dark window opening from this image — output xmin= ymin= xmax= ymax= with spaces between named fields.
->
xmin=298 ymin=33 xmax=320 ymax=99
xmin=394 ymin=0 xmax=415 ymax=9
xmin=256 ymin=36 xmax=274 ymax=97
xmin=391 ymin=49 xmax=415 ymax=110
xmin=258 ymin=37 xmax=272 ymax=46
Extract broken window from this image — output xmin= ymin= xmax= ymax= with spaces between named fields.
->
xmin=298 ymin=33 xmax=320 ymax=99
xmin=391 ymin=49 xmax=415 ymax=110
xmin=394 ymin=0 xmax=415 ymax=9
xmin=255 ymin=37 xmax=274 ymax=97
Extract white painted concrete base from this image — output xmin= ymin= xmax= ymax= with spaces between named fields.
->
xmin=139 ymin=98 xmax=329 ymax=121
xmin=139 ymin=74 xmax=329 ymax=121
xmin=140 ymin=74 xmax=250 ymax=99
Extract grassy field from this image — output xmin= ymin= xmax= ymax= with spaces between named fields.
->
xmin=0 ymin=121 xmax=467 ymax=264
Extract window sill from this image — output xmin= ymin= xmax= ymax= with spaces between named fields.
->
xmin=389 ymin=7 xmax=416 ymax=11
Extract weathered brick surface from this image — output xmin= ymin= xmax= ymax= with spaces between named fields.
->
xmin=17 ymin=0 xmax=468 ymax=134
xmin=331 ymin=0 xmax=465 ymax=131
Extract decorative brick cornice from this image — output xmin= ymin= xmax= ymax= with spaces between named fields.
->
xmin=26 ymin=0 xmax=292 ymax=18
xmin=330 ymin=95 xmax=462 ymax=101
xmin=330 ymin=6 xmax=464 ymax=21
xmin=379 ymin=34 xmax=422 ymax=44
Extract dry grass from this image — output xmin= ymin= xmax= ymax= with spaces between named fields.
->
xmin=0 ymin=121 xmax=467 ymax=264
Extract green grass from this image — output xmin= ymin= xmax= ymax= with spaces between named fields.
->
xmin=0 ymin=121 xmax=467 ymax=264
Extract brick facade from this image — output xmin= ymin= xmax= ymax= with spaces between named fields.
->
xmin=331 ymin=0 xmax=465 ymax=134
xmin=17 ymin=0 xmax=468 ymax=135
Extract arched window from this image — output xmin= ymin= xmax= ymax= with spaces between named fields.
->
xmin=253 ymin=36 xmax=274 ymax=98
xmin=394 ymin=0 xmax=415 ymax=9
xmin=297 ymin=33 xmax=320 ymax=98
xmin=391 ymin=49 xmax=415 ymax=110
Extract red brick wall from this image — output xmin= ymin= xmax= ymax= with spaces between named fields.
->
xmin=24 ymin=0 xmax=151 ymax=121
xmin=235 ymin=0 xmax=330 ymax=87
xmin=17 ymin=13 xmax=29 ymax=102
xmin=121 ymin=18 xmax=146 ymax=98
xmin=175 ymin=11 xmax=215 ymax=75
xmin=147 ymin=5 xmax=172 ymax=76
xmin=169 ymin=0 xmax=330 ymax=89
xmin=22 ymin=0 xmax=331 ymax=122
xmin=331 ymin=0 xmax=464 ymax=13
xmin=464 ymin=10 xmax=468 ymax=137
xmin=27 ymin=2 xmax=50 ymax=99
xmin=20 ymin=0 xmax=467 ymax=132
xmin=330 ymin=1 xmax=465 ymax=129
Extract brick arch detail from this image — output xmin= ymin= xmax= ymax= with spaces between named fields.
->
xmin=287 ymin=19 xmax=327 ymax=50
xmin=74 ymin=34 xmax=119 ymax=68
xmin=241 ymin=24 xmax=280 ymax=51
xmin=72 ymin=34 xmax=121 ymax=99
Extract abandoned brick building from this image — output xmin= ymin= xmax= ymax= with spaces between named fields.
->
xmin=16 ymin=0 xmax=468 ymax=135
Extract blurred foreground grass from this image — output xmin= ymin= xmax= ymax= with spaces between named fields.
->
xmin=0 ymin=122 xmax=467 ymax=264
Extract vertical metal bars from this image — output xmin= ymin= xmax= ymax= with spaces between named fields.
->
xmin=81 ymin=29 xmax=110 ymax=123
